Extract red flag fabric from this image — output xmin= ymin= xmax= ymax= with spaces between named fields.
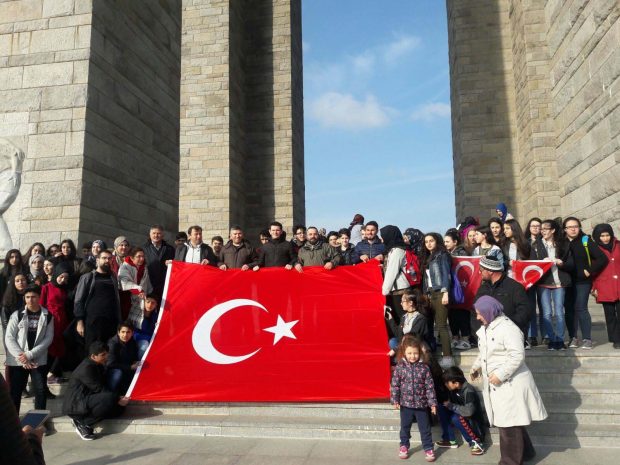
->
xmin=127 ymin=261 xmax=390 ymax=402
xmin=451 ymin=256 xmax=482 ymax=309
xmin=511 ymin=260 xmax=553 ymax=290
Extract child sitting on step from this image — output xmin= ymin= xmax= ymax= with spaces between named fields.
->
xmin=436 ymin=366 xmax=485 ymax=455
xmin=391 ymin=336 xmax=438 ymax=462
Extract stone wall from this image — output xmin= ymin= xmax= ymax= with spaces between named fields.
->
xmin=447 ymin=0 xmax=519 ymax=223
xmin=179 ymin=0 xmax=304 ymax=242
xmin=0 ymin=0 xmax=181 ymax=253
xmin=81 ymin=0 xmax=181 ymax=242
xmin=449 ymin=0 xmax=619 ymax=231
xmin=0 ymin=0 xmax=92 ymax=252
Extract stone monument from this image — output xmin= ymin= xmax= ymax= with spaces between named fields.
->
xmin=448 ymin=0 xmax=619 ymax=231
xmin=0 ymin=0 xmax=304 ymax=254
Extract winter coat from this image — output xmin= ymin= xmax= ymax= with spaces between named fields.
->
xmin=74 ymin=271 xmax=122 ymax=324
xmin=118 ymin=260 xmax=152 ymax=328
xmin=445 ymin=381 xmax=484 ymax=425
xmin=450 ymin=246 xmax=469 ymax=257
xmin=471 ymin=315 xmax=547 ymax=427
xmin=174 ymin=242 xmax=218 ymax=265
xmin=475 ymin=274 xmax=531 ymax=338
xmin=218 ymin=240 xmax=258 ymax=269
xmin=63 ymin=358 xmax=108 ymax=416
xmin=106 ymin=334 xmax=139 ymax=375
xmin=592 ymin=238 xmax=620 ymax=303
xmin=142 ymin=240 xmax=175 ymax=296
xmin=4 ymin=308 xmax=54 ymax=367
xmin=382 ymin=247 xmax=410 ymax=295
xmin=473 ymin=244 xmax=504 ymax=265
xmin=338 ymin=244 xmax=356 ymax=265
xmin=297 ymin=241 xmax=340 ymax=267
xmin=391 ymin=359 xmax=437 ymax=409
xmin=386 ymin=311 xmax=429 ymax=345
xmin=40 ymin=282 xmax=68 ymax=358
xmin=423 ymin=250 xmax=451 ymax=294
xmin=257 ymin=237 xmax=297 ymax=267
xmin=567 ymin=234 xmax=608 ymax=284
xmin=353 ymin=238 xmax=385 ymax=264
xmin=529 ymin=237 xmax=573 ymax=288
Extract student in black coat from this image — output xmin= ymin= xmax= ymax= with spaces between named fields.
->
xmin=106 ymin=322 xmax=140 ymax=395
xmin=254 ymin=222 xmax=296 ymax=269
xmin=474 ymin=256 xmax=531 ymax=340
xmin=63 ymin=341 xmax=128 ymax=440
xmin=143 ymin=225 xmax=175 ymax=299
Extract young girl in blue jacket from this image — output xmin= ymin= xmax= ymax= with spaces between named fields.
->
xmin=391 ymin=336 xmax=438 ymax=461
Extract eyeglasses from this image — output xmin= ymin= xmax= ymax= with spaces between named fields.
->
xmin=565 ymin=225 xmax=580 ymax=230
xmin=541 ymin=227 xmax=551 ymax=231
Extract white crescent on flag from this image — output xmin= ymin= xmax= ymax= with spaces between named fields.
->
xmin=521 ymin=264 xmax=544 ymax=289
xmin=455 ymin=260 xmax=475 ymax=287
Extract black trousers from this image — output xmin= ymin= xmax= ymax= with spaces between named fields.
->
xmin=70 ymin=392 xmax=123 ymax=427
xmin=603 ymin=301 xmax=620 ymax=343
xmin=448 ymin=307 xmax=471 ymax=337
xmin=85 ymin=316 xmax=118 ymax=354
xmin=8 ymin=365 xmax=47 ymax=414
xmin=498 ymin=426 xmax=535 ymax=465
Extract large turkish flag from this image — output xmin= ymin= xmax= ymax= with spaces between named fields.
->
xmin=451 ymin=256 xmax=482 ymax=309
xmin=127 ymin=261 xmax=390 ymax=402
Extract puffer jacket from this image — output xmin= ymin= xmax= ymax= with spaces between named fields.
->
xmin=297 ymin=241 xmax=340 ymax=267
xmin=353 ymin=238 xmax=385 ymax=263
xmin=391 ymin=359 xmax=437 ymax=409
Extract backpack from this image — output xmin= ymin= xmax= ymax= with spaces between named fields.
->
xmin=402 ymin=249 xmax=421 ymax=286
xmin=450 ymin=268 xmax=465 ymax=305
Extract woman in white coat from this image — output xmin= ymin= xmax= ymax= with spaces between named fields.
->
xmin=470 ymin=295 xmax=547 ymax=465
xmin=118 ymin=247 xmax=152 ymax=329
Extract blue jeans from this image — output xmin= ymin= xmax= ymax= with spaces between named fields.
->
xmin=527 ymin=287 xmax=546 ymax=339
xmin=538 ymin=287 xmax=566 ymax=343
xmin=137 ymin=339 xmax=150 ymax=360
xmin=437 ymin=404 xmax=483 ymax=445
xmin=400 ymin=406 xmax=433 ymax=451
xmin=565 ymin=282 xmax=592 ymax=340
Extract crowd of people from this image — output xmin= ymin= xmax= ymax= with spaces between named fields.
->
xmin=1 ymin=206 xmax=618 ymax=460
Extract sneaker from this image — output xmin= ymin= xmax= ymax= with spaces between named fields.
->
xmin=525 ymin=339 xmax=531 ymax=350
xmin=528 ymin=337 xmax=538 ymax=347
xmin=451 ymin=339 xmax=458 ymax=349
xmin=470 ymin=443 xmax=485 ymax=455
xmin=581 ymin=339 xmax=593 ymax=349
xmin=455 ymin=340 xmax=471 ymax=351
xmin=425 ymin=450 xmax=436 ymax=462
xmin=547 ymin=342 xmax=556 ymax=351
xmin=542 ymin=337 xmax=550 ymax=346
xmin=439 ymin=356 xmax=455 ymax=369
xmin=435 ymin=440 xmax=458 ymax=448
xmin=557 ymin=342 xmax=567 ymax=350
xmin=568 ymin=337 xmax=579 ymax=348
xmin=72 ymin=419 xmax=95 ymax=441
xmin=398 ymin=445 xmax=409 ymax=459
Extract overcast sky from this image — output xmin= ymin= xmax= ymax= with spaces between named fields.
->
xmin=302 ymin=0 xmax=455 ymax=235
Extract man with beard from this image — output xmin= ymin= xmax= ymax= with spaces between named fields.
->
xmin=295 ymin=227 xmax=340 ymax=272
xmin=74 ymin=250 xmax=122 ymax=351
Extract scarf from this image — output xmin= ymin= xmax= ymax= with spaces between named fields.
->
xmin=592 ymin=223 xmax=615 ymax=252
xmin=124 ymin=256 xmax=145 ymax=284
xmin=28 ymin=254 xmax=45 ymax=278
xmin=474 ymin=295 xmax=503 ymax=325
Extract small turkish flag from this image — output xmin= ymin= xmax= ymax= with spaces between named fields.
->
xmin=511 ymin=260 xmax=553 ymax=290
xmin=451 ymin=256 xmax=482 ymax=309
xmin=127 ymin=261 xmax=390 ymax=402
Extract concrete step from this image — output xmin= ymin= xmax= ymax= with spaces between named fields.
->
xmin=47 ymin=412 xmax=620 ymax=448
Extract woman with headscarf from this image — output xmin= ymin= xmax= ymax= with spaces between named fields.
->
xmin=27 ymin=254 xmax=46 ymax=285
xmin=381 ymin=225 xmax=411 ymax=324
xmin=109 ymin=236 xmax=130 ymax=277
xmin=403 ymin=228 xmax=424 ymax=256
xmin=592 ymin=224 xmax=620 ymax=349
xmin=470 ymin=296 xmax=547 ymax=465
xmin=40 ymin=264 xmax=71 ymax=383
xmin=118 ymin=247 xmax=152 ymax=327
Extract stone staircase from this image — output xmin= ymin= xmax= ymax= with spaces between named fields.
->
xmin=14 ymin=313 xmax=620 ymax=448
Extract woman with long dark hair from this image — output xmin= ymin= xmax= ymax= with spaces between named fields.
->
xmin=488 ymin=217 xmax=505 ymax=245
xmin=1 ymin=273 xmax=28 ymax=334
xmin=530 ymin=219 xmax=573 ymax=350
xmin=421 ymin=232 xmax=453 ymax=366
xmin=472 ymin=226 xmax=504 ymax=264
xmin=444 ymin=229 xmax=471 ymax=351
xmin=524 ymin=217 xmax=542 ymax=244
xmin=22 ymin=242 xmax=45 ymax=265
xmin=0 ymin=249 xmax=27 ymax=298
xmin=502 ymin=219 xmax=531 ymax=278
xmin=53 ymin=239 xmax=82 ymax=287
xmin=562 ymin=217 xmax=608 ymax=349
xmin=592 ymin=224 xmax=620 ymax=349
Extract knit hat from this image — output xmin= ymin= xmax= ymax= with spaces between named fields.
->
xmin=480 ymin=255 xmax=503 ymax=272
xmin=474 ymin=295 xmax=504 ymax=325
xmin=114 ymin=236 xmax=128 ymax=248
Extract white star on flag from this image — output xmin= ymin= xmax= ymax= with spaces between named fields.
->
xmin=263 ymin=315 xmax=299 ymax=345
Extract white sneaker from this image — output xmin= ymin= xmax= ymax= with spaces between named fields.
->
xmin=439 ymin=356 xmax=455 ymax=369
xmin=455 ymin=340 xmax=471 ymax=350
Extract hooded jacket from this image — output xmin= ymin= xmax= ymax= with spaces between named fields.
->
xmin=4 ymin=307 xmax=54 ymax=367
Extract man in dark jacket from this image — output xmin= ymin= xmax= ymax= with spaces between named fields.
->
xmin=63 ymin=341 xmax=128 ymax=440
xmin=254 ymin=221 xmax=296 ymax=270
xmin=74 ymin=251 xmax=122 ymax=352
xmin=218 ymin=226 xmax=258 ymax=270
xmin=106 ymin=322 xmax=140 ymax=395
xmin=353 ymin=221 xmax=385 ymax=264
xmin=174 ymin=225 xmax=218 ymax=265
xmin=475 ymin=256 xmax=531 ymax=340
xmin=143 ymin=225 xmax=175 ymax=299
xmin=295 ymin=227 xmax=340 ymax=271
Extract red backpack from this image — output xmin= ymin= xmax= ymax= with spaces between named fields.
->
xmin=402 ymin=249 xmax=421 ymax=286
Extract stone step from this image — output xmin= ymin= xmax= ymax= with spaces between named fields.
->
xmin=48 ymin=413 xmax=620 ymax=448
